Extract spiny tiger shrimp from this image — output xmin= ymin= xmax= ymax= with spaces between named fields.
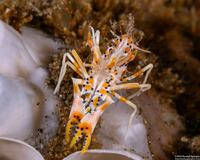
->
xmin=54 ymin=26 xmax=153 ymax=154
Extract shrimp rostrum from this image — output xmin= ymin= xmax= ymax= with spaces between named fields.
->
xmin=54 ymin=26 xmax=153 ymax=154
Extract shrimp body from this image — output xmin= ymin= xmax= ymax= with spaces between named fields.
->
xmin=54 ymin=26 xmax=153 ymax=154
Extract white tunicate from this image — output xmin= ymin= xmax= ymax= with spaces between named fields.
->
xmin=0 ymin=137 xmax=44 ymax=160
xmin=0 ymin=20 xmax=37 ymax=78
xmin=22 ymin=26 xmax=62 ymax=66
xmin=0 ymin=73 xmax=43 ymax=139
xmin=98 ymin=90 xmax=152 ymax=159
xmin=0 ymin=20 xmax=60 ymax=143
xmin=0 ymin=20 xmax=62 ymax=80
xmin=63 ymin=150 xmax=144 ymax=160
xmin=126 ymin=123 xmax=149 ymax=156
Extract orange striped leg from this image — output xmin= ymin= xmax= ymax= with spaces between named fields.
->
xmin=71 ymin=50 xmax=88 ymax=77
xmin=110 ymin=83 xmax=151 ymax=91
xmin=70 ymin=95 xmax=113 ymax=154
xmin=83 ymin=62 xmax=96 ymax=71
xmin=121 ymin=63 xmax=153 ymax=83
xmin=83 ymin=63 xmax=92 ymax=67
xmin=54 ymin=50 xmax=90 ymax=94
xmin=66 ymin=52 xmax=81 ymax=71
xmin=110 ymin=83 xmax=151 ymax=99
xmin=116 ymin=50 xmax=138 ymax=67
xmin=121 ymin=63 xmax=153 ymax=98
xmin=64 ymin=51 xmax=87 ymax=77
xmin=54 ymin=53 xmax=83 ymax=94
xmin=54 ymin=60 xmax=84 ymax=94
xmin=110 ymin=91 xmax=137 ymax=140
xmin=65 ymin=52 xmax=87 ymax=78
